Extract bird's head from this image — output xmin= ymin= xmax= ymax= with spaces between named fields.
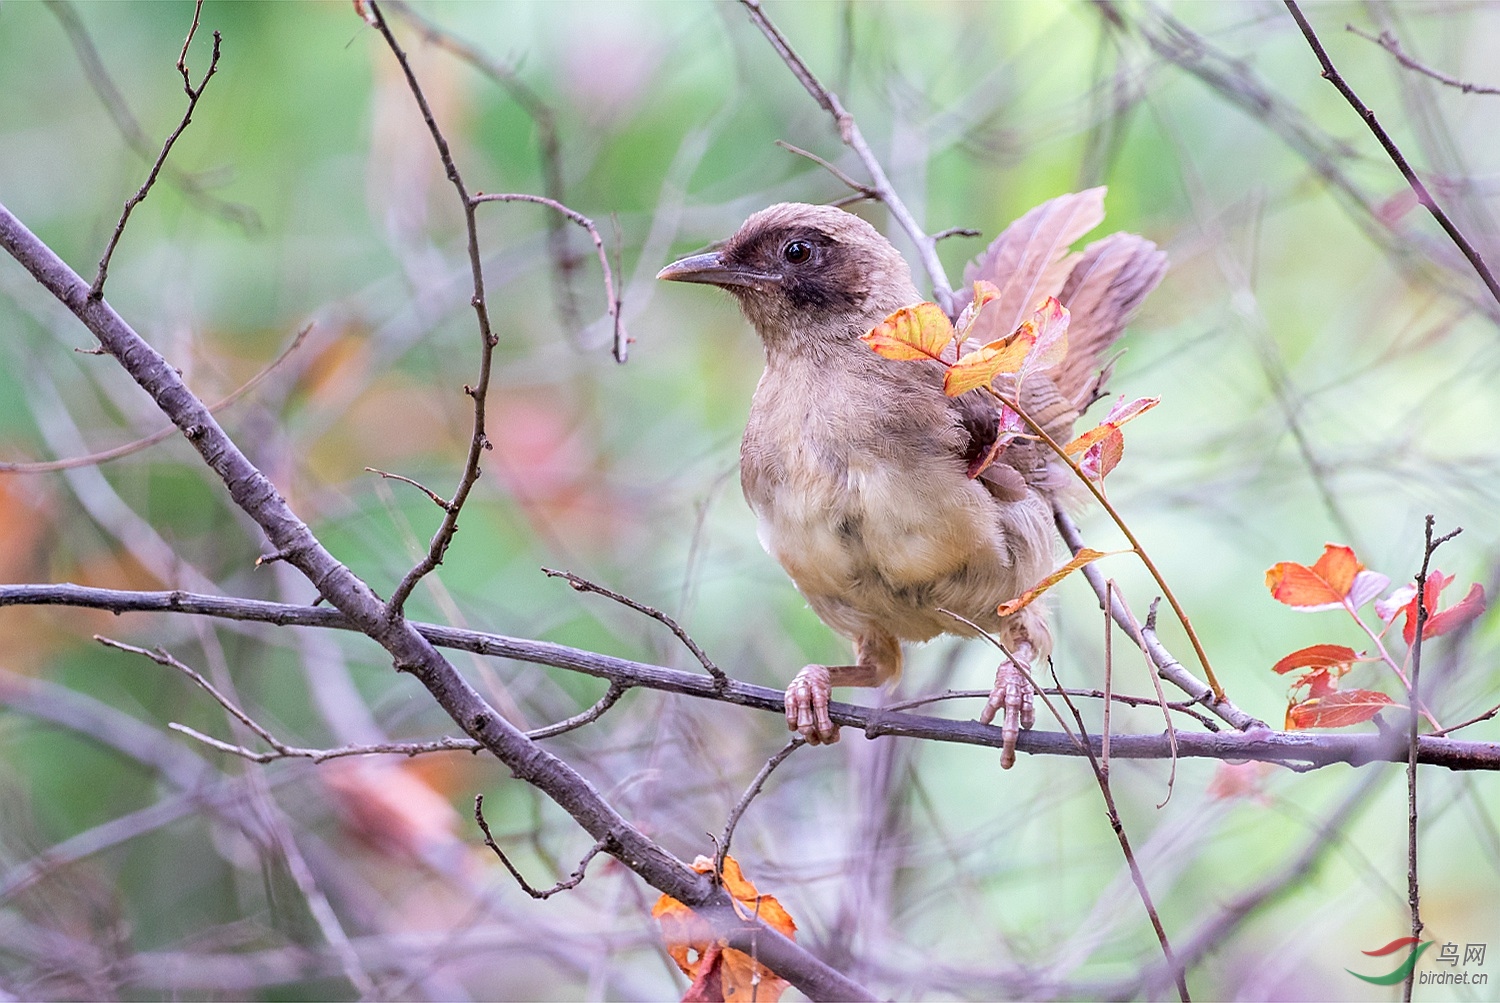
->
xmin=657 ymin=202 xmax=922 ymax=357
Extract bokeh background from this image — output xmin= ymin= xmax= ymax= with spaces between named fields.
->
xmin=1 ymin=1 xmax=1497 ymax=999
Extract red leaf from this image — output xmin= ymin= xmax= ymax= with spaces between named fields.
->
xmin=1271 ymin=643 xmax=1359 ymax=675
xmin=1285 ymin=689 xmax=1397 ymax=730
xmin=1396 ymin=575 xmax=1487 ymax=644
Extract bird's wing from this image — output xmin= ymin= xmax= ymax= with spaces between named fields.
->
xmin=953 ymin=188 xmax=1106 ymax=339
xmin=1052 ymin=232 xmax=1167 ymax=410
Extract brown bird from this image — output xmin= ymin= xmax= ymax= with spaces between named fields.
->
xmin=658 ymin=190 xmax=1165 ymax=766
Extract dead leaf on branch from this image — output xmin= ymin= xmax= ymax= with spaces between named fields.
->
xmin=652 ymin=855 xmax=796 ymax=1003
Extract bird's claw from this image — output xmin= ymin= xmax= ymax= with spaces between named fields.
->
xmin=785 ymin=664 xmax=839 ymax=745
xmin=979 ymin=655 xmax=1035 ymax=769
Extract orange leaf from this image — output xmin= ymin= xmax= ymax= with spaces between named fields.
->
xmin=1265 ymin=544 xmax=1363 ymax=609
xmin=996 ymin=549 xmax=1114 ymax=617
xmin=1271 ymin=643 xmax=1359 ymax=675
xmin=861 ymin=303 xmax=955 ymax=362
xmin=652 ymin=855 xmax=795 ymax=1003
xmin=944 ymin=338 xmax=1031 ymax=395
xmin=1285 ymin=689 xmax=1397 ymax=730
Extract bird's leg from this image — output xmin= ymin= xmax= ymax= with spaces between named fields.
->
xmin=979 ymin=609 xmax=1051 ymax=769
xmin=786 ymin=630 xmax=901 ymax=745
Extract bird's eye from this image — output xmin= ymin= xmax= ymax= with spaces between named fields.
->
xmin=782 ymin=240 xmax=812 ymax=264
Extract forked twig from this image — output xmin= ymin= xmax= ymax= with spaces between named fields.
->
xmin=469 ymin=193 xmax=628 ymax=362
xmin=543 ymin=568 xmax=728 ymax=689
xmin=737 ymin=0 xmax=956 ymax=315
xmin=1348 ymin=24 xmax=1500 ymax=96
xmin=1285 ymin=1 xmax=1500 ymax=309
xmin=475 ymin=794 xmax=613 ymax=899
xmin=91 ymin=0 xmax=221 ymax=301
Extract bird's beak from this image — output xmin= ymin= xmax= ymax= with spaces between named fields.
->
xmin=656 ymin=251 xmax=776 ymax=289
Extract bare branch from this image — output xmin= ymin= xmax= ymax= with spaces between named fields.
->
xmin=380 ymin=0 xmax=587 ymax=341
xmin=470 ymin=193 xmax=628 ymax=362
xmin=7 ymin=581 xmax=1500 ymax=771
xmin=364 ymin=467 xmax=453 ymax=511
xmin=1051 ymin=674 xmax=1188 ymax=1002
xmin=367 ymin=1 xmax=502 ymax=617
xmin=475 ymin=794 xmax=612 ymax=900
xmin=1284 ymin=1 xmax=1500 ymax=310
xmin=773 ymin=140 xmax=877 ymax=198
xmin=737 ymin=0 xmax=956 ymax=315
xmin=716 ymin=737 xmax=804 ymax=877
xmin=44 ymin=0 xmax=259 ymax=231
xmin=543 ymin=567 xmax=727 ymax=688
xmin=1348 ymin=24 xmax=1500 ymax=96
xmin=90 ymin=0 xmax=222 ymax=301
xmin=1056 ymin=508 xmax=1266 ymax=732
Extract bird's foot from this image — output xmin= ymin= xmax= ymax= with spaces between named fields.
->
xmin=979 ymin=655 xmax=1036 ymax=769
xmin=785 ymin=664 xmax=839 ymax=745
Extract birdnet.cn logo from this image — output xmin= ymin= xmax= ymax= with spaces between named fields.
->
xmin=1349 ymin=937 xmax=1488 ymax=986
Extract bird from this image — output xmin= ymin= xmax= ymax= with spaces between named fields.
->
xmin=657 ymin=190 xmax=1165 ymax=766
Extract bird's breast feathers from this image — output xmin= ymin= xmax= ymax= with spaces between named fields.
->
xmin=740 ymin=361 xmax=1053 ymax=641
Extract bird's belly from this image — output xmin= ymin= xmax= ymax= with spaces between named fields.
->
xmin=752 ymin=451 xmax=1052 ymax=642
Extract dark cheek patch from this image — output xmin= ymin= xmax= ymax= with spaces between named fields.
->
xmin=784 ymin=268 xmax=862 ymax=312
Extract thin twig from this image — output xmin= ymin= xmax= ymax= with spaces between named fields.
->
xmin=44 ymin=0 xmax=259 ymax=232
xmin=716 ymin=737 xmax=804 ymax=879
xmin=90 ymin=0 xmax=220 ymax=301
xmin=1403 ymin=516 xmax=1457 ymax=1000
xmin=475 ymin=794 xmax=612 ymax=899
xmin=365 ymin=468 xmax=452 ymax=511
xmin=1057 ymin=508 xmax=1265 ymax=732
xmin=1348 ymin=24 xmax=1500 ymax=96
xmin=773 ymin=140 xmax=877 ymax=198
xmin=737 ymin=0 xmax=956 ymax=315
xmin=1430 ymin=701 xmax=1500 ymax=738
xmin=1116 ymin=594 xmax=1179 ymax=807
xmin=0 ymin=323 xmax=311 ymax=473
xmin=1284 ymin=1 xmax=1500 ymax=309
xmin=524 ymin=682 xmax=628 ymax=741
xmin=381 ymin=0 xmax=586 ymax=340
xmin=469 ymin=193 xmax=628 ymax=362
xmin=1052 ymin=673 xmax=1189 ymax=1002
xmin=369 ymin=1 xmax=501 ymax=617
xmin=543 ymin=567 xmax=728 ymax=689
xmin=931 ymin=226 xmax=982 ymax=242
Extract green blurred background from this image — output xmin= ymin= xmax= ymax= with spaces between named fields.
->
xmin=0 ymin=1 xmax=1497 ymax=999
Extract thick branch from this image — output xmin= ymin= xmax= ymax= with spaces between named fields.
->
xmin=0 ymin=203 xmax=868 ymax=1003
xmin=3 ymin=583 xmax=1497 ymax=771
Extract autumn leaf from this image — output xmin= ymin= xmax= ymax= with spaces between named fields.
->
xmin=953 ymin=279 xmax=1002 ymax=341
xmin=966 ymin=404 xmax=1027 ymax=479
xmin=996 ymin=548 xmax=1117 ymax=617
xmin=943 ymin=297 xmax=1071 ymax=396
xmin=1271 ymin=643 xmax=1360 ymax=675
xmin=1285 ymin=689 xmax=1398 ymax=730
xmin=1378 ymin=573 xmax=1488 ymax=645
xmin=1267 ymin=544 xmax=1361 ymax=607
xmin=1063 ymin=395 xmax=1159 ymax=481
xmin=652 ymin=855 xmax=796 ymax=1003
xmin=945 ymin=338 xmax=1032 ymax=395
xmin=861 ymin=302 xmax=955 ymax=362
